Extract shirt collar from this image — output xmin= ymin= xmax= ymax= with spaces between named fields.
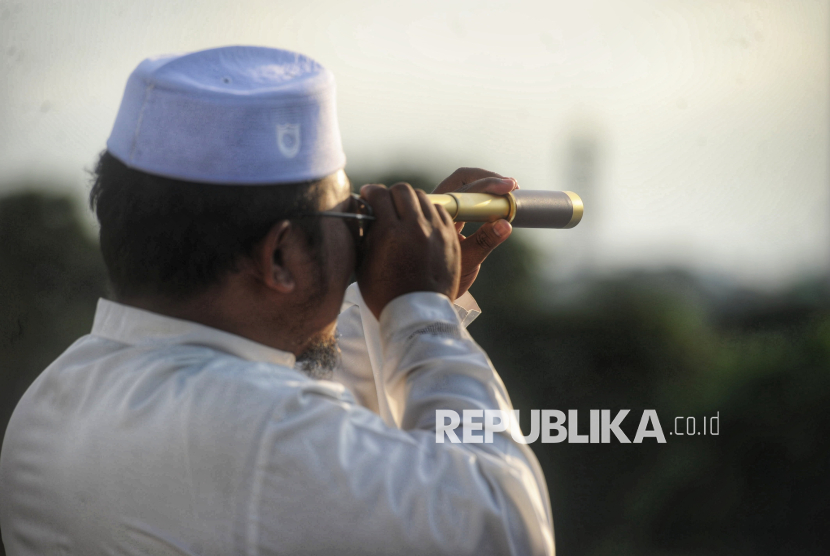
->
xmin=91 ymin=298 xmax=296 ymax=368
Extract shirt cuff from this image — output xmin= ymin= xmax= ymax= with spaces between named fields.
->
xmin=378 ymin=291 xmax=460 ymax=345
xmin=453 ymin=291 xmax=481 ymax=328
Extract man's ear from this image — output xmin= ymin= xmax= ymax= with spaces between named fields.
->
xmin=255 ymin=220 xmax=295 ymax=293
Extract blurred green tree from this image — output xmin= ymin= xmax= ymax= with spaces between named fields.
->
xmin=0 ymin=191 xmax=107 ymax=441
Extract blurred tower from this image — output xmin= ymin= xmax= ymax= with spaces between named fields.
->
xmin=556 ymin=120 xmax=602 ymax=280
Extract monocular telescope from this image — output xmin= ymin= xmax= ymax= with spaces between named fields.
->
xmin=428 ymin=190 xmax=583 ymax=229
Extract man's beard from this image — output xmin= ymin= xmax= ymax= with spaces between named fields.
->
xmin=293 ymin=235 xmax=343 ymax=380
xmin=295 ymin=331 xmax=340 ymax=380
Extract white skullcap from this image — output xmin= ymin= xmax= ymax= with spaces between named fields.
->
xmin=106 ymin=46 xmax=346 ymax=184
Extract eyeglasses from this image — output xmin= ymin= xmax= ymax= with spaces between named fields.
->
xmin=299 ymin=193 xmax=376 ymax=243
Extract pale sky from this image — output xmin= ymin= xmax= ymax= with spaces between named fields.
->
xmin=1 ymin=0 xmax=828 ymax=287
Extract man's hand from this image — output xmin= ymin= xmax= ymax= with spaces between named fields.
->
xmin=432 ymin=168 xmax=518 ymax=297
xmin=357 ymin=183 xmax=461 ymax=320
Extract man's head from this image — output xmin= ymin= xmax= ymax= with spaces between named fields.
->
xmin=89 ymin=150 xmax=327 ymax=301
xmin=94 ymin=46 xmax=355 ymax=374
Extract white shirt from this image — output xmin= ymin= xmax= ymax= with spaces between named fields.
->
xmin=0 ymin=290 xmax=553 ymax=555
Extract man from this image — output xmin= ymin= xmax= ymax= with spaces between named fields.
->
xmin=0 ymin=46 xmax=553 ymax=555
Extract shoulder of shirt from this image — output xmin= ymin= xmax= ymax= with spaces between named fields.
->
xmin=40 ymin=333 xmax=357 ymax=410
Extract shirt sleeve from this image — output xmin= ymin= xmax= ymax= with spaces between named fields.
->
xmin=334 ymin=283 xmax=482 ymax=424
xmin=251 ymin=292 xmax=554 ymax=556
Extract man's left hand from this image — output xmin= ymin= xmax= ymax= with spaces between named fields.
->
xmin=433 ymin=168 xmax=518 ymax=298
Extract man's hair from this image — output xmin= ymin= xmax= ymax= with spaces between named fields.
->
xmin=89 ymin=151 xmax=325 ymax=300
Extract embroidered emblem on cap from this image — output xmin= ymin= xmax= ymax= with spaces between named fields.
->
xmin=277 ymin=123 xmax=301 ymax=159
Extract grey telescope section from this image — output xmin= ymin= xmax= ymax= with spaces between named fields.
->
xmin=511 ymin=190 xmax=574 ymax=228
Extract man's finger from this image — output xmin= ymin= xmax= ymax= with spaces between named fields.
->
xmin=456 ymin=176 xmax=518 ymax=195
xmin=389 ymin=182 xmax=423 ymax=222
xmin=433 ymin=167 xmax=504 ymax=194
xmin=415 ymin=189 xmax=438 ymax=223
xmin=435 ymin=203 xmax=453 ymax=228
xmin=460 ymin=219 xmax=512 ymax=266
xmin=361 ymin=183 xmax=398 ymax=222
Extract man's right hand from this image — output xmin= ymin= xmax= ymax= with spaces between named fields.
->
xmin=357 ymin=183 xmax=461 ymax=320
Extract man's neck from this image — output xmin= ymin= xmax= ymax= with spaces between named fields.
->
xmin=118 ymin=286 xmax=298 ymax=356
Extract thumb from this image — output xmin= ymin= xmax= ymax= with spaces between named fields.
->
xmin=460 ymin=219 xmax=512 ymax=267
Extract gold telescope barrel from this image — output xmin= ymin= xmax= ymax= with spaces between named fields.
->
xmin=427 ymin=190 xmax=583 ymax=229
